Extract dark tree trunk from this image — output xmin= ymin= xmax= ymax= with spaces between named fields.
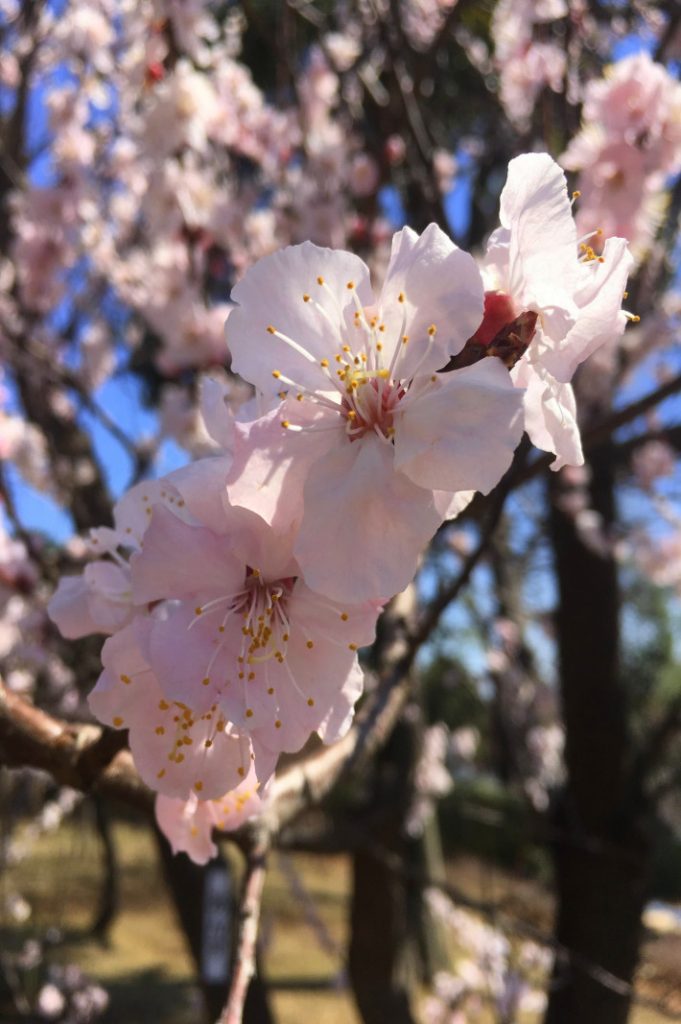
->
xmin=348 ymin=718 xmax=419 ymax=1024
xmin=544 ymin=444 xmax=650 ymax=1024
xmin=155 ymin=828 xmax=274 ymax=1024
xmin=91 ymin=797 xmax=119 ymax=940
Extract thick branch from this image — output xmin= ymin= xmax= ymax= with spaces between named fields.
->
xmin=0 ymin=679 xmax=151 ymax=810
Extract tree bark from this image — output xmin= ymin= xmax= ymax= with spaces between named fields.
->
xmin=348 ymin=718 xmax=419 ymax=1024
xmin=544 ymin=444 xmax=649 ymax=1024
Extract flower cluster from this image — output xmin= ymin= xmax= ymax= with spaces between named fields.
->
xmin=562 ymin=51 xmax=681 ymax=259
xmin=492 ymin=0 xmax=568 ymax=129
xmin=49 ymin=154 xmax=631 ymax=861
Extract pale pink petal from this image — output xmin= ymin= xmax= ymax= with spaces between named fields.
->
xmin=155 ymin=793 xmax=219 ymax=864
xmin=211 ymin=765 xmax=269 ymax=831
xmin=433 ymin=490 xmax=476 ymax=521
xmin=541 ymin=237 xmax=633 ymax=382
xmin=295 ymin=435 xmax=442 ymax=603
xmin=226 ymin=401 xmax=338 ymax=534
xmin=228 ymin=241 xmax=372 ymax=395
xmin=166 ymin=456 xmax=233 ymax=534
xmin=199 ymin=376 xmax=236 ymax=451
xmin=394 ymin=360 xmax=524 ymax=493
xmin=379 ymin=224 xmax=485 ymax=374
xmin=83 ymin=562 xmax=133 ymax=632
xmin=223 ymin=505 xmax=299 ymax=582
xmin=131 ymin=505 xmax=243 ymax=604
xmin=316 ymin=660 xmax=365 ymax=744
xmin=500 ymin=153 xmax=578 ymax=332
xmin=48 ymin=575 xmax=101 ymax=639
xmin=513 ymin=361 xmax=583 ymax=469
xmin=146 ymin=601 xmax=243 ymax=717
xmin=112 ymin=477 xmax=185 ymax=549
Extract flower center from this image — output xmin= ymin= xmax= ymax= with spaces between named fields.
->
xmin=269 ymin=278 xmax=439 ymax=444
xmin=339 ymin=371 xmax=404 ymax=441
xmin=238 ymin=569 xmax=295 ymax=666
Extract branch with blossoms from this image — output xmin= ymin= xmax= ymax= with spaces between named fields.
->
xmin=33 ymin=153 xmax=633 ymax=863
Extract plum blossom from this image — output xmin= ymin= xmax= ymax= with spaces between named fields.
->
xmin=48 ymin=475 xmax=194 ymax=639
xmin=632 ymin=439 xmax=676 ymax=489
xmin=561 ymin=53 xmax=681 ymax=258
xmin=155 ymin=761 xmax=268 ymax=864
xmin=48 ymin=378 xmax=235 ymax=639
xmin=475 ymin=153 xmax=632 ymax=468
xmin=407 ymin=722 xmax=454 ymax=836
xmin=226 ymin=224 xmax=524 ymax=602
xmin=130 ymin=491 xmax=379 ymax=757
xmin=89 ymin=617 xmax=277 ymax=800
xmin=492 ymin=0 xmax=567 ymax=128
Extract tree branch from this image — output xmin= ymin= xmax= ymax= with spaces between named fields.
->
xmin=0 ymin=678 xmax=150 ymax=810
xmin=216 ymin=830 xmax=270 ymax=1024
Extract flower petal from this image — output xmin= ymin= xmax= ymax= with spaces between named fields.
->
xmin=500 ymin=153 xmax=579 ymax=331
xmin=226 ymin=401 xmax=339 ymax=534
xmin=379 ymin=224 xmax=484 ymax=375
xmin=295 ymin=435 xmax=441 ymax=602
xmin=540 ymin=236 xmax=633 ymax=382
xmin=131 ymin=505 xmax=243 ymax=604
xmin=394 ymin=359 xmax=524 ymax=493
xmin=228 ymin=241 xmax=373 ymax=395
xmin=513 ymin=361 xmax=583 ymax=470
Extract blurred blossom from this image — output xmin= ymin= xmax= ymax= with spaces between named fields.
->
xmin=632 ymin=440 xmax=676 ymax=489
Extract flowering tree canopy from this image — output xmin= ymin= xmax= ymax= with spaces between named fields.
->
xmin=1 ymin=3 xmax=681 ymax=1024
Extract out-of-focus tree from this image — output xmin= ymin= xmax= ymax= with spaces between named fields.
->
xmin=1 ymin=3 xmax=681 ymax=1024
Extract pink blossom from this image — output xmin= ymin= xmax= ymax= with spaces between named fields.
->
xmin=561 ymin=53 xmax=681 ymax=258
xmin=492 ymin=0 xmax=567 ymax=127
xmin=89 ymin=618 xmax=276 ymax=800
xmin=226 ymin=225 xmax=524 ymax=602
xmin=129 ymin=469 xmax=380 ymax=755
xmin=155 ymin=762 xmax=268 ymax=864
xmin=632 ymin=440 xmax=676 ymax=489
xmin=477 ymin=153 xmax=632 ymax=468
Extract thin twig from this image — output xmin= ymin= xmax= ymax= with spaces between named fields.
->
xmin=217 ymin=831 xmax=270 ymax=1024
